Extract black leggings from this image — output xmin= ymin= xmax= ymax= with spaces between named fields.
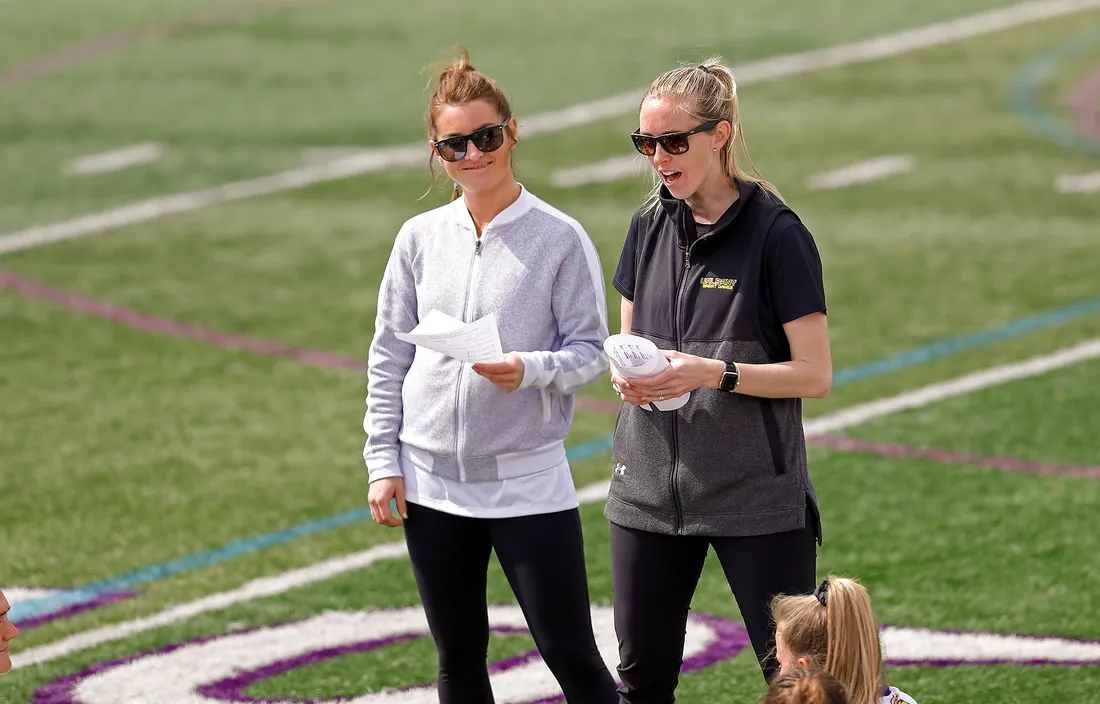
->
xmin=403 ymin=501 xmax=617 ymax=704
xmin=609 ymin=511 xmax=817 ymax=702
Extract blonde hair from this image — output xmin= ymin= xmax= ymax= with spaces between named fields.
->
xmin=771 ymin=576 xmax=885 ymax=704
xmin=763 ymin=668 xmax=850 ymax=704
xmin=640 ymin=55 xmax=781 ymax=211
xmin=422 ymin=47 xmax=515 ymax=202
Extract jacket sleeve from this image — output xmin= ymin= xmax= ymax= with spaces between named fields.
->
xmin=362 ymin=224 xmax=419 ymax=483
xmin=515 ymin=224 xmax=609 ymax=395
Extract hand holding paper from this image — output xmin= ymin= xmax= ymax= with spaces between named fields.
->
xmin=604 ymin=333 xmax=690 ymax=411
xmin=472 ymin=353 xmax=525 ymax=392
xmin=394 ymin=309 xmax=505 ymax=364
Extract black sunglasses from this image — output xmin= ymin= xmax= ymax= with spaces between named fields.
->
xmin=630 ymin=120 xmax=722 ymax=156
xmin=433 ymin=122 xmax=510 ymax=162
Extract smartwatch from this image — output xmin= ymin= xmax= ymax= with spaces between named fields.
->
xmin=719 ymin=361 xmax=741 ymax=393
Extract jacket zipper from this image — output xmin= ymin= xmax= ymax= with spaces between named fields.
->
xmin=455 ymin=237 xmax=483 ymax=482
xmin=670 ymin=227 xmax=721 ymax=534
xmin=670 ymin=243 xmax=691 ymax=535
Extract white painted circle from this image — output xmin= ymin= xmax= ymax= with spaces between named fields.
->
xmin=56 ymin=606 xmax=736 ymax=704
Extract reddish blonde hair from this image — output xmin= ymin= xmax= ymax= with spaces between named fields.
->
xmin=424 ymin=47 xmax=514 ymax=201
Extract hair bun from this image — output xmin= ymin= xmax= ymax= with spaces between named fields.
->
xmin=439 ymin=47 xmax=475 ymax=82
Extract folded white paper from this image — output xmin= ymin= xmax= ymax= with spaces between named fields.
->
xmin=395 ymin=309 xmax=505 ymax=364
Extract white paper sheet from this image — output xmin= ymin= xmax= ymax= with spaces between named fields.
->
xmin=395 ymin=309 xmax=505 ymax=364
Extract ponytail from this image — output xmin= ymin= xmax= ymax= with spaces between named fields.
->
xmin=638 ymin=55 xmax=782 ymax=212
xmin=771 ymin=576 xmax=885 ymax=704
xmin=821 ymin=578 xmax=885 ymax=704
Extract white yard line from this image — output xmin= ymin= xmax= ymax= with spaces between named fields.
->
xmin=300 ymin=146 xmax=377 ymax=166
xmin=13 ymin=336 xmax=1100 ymax=669
xmin=3 ymin=0 xmax=1099 ymax=255
xmin=519 ymin=0 xmax=1100 ymax=136
xmin=0 ymin=145 xmax=424 ymax=256
xmin=803 ymin=338 xmax=1100 ymax=436
xmin=63 ymin=143 xmax=164 ymax=177
xmin=10 ymin=542 xmax=410 ymax=669
xmin=806 ymin=155 xmax=915 ymax=190
xmin=1055 ymin=171 xmax=1100 ymax=193
xmin=549 ymin=155 xmax=648 ymax=188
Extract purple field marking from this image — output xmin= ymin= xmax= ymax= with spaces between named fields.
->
xmin=810 ymin=434 xmax=1100 ymax=479
xmin=7 ymin=268 xmax=1096 ymax=477
xmin=12 ymin=591 xmax=136 ymax=631
xmin=33 ymin=610 xmax=1100 ymax=704
xmin=0 ymin=0 xmax=340 ymax=91
xmin=1 ymin=268 xmax=621 ymax=415
xmin=34 ymin=612 xmax=753 ymax=704
xmin=0 ymin=269 xmax=367 ymax=371
xmin=198 ymin=626 xmax=536 ymax=703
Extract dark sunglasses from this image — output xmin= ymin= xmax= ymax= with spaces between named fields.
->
xmin=630 ymin=119 xmax=722 ymax=156
xmin=433 ymin=122 xmax=510 ymax=162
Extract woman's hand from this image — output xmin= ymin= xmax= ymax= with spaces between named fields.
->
xmin=473 ymin=353 xmax=525 ymax=392
xmin=617 ymin=351 xmax=722 ymax=404
xmin=611 ymin=369 xmax=652 ymax=407
xmin=368 ymin=477 xmax=408 ymax=527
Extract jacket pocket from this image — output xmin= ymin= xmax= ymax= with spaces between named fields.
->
xmin=759 ymin=399 xmax=787 ymax=476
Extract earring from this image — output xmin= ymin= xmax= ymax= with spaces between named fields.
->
xmin=712 ymin=148 xmax=718 ymax=152
xmin=453 ymin=182 xmax=460 ymax=194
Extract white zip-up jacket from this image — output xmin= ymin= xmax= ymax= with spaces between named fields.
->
xmin=363 ymin=185 xmax=609 ymax=485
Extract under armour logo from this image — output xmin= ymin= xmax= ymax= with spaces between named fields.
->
xmin=614 ymin=463 xmax=627 ymax=476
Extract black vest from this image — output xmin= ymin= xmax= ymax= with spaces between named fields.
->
xmin=605 ymin=181 xmax=822 ymax=540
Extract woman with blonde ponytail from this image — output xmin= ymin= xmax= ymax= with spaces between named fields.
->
xmin=605 ymin=55 xmax=833 ymax=700
xmin=771 ymin=576 xmax=918 ymax=704
xmin=363 ymin=47 xmax=616 ymax=703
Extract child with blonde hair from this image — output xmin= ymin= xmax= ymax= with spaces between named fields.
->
xmin=771 ymin=576 xmax=917 ymax=704
xmin=762 ymin=668 xmax=849 ymax=704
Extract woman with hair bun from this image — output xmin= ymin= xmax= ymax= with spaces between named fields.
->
xmin=362 ymin=48 xmax=616 ymax=704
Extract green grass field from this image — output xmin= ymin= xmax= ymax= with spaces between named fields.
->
xmin=2 ymin=1 xmax=1099 ymax=702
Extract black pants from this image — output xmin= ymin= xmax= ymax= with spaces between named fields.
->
xmin=403 ymin=501 xmax=617 ymax=704
xmin=609 ymin=512 xmax=817 ymax=702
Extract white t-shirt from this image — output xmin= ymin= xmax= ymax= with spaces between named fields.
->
xmin=399 ymin=450 xmax=579 ymax=519
xmin=881 ymin=686 xmax=918 ymax=704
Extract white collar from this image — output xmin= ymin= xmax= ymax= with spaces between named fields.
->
xmin=451 ymin=183 xmax=533 ymax=233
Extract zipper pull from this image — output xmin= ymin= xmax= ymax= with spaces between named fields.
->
xmin=683 ymin=247 xmax=690 ymax=268
xmin=475 ymin=239 xmax=482 ymax=255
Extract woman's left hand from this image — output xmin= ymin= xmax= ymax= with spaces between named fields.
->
xmin=473 ymin=353 xmax=525 ymax=393
xmin=627 ymin=350 xmax=717 ymax=402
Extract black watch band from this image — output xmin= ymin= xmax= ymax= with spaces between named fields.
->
xmin=719 ymin=361 xmax=740 ymax=393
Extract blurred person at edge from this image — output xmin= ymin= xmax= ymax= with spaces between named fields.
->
xmin=0 ymin=589 xmax=20 ymax=673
